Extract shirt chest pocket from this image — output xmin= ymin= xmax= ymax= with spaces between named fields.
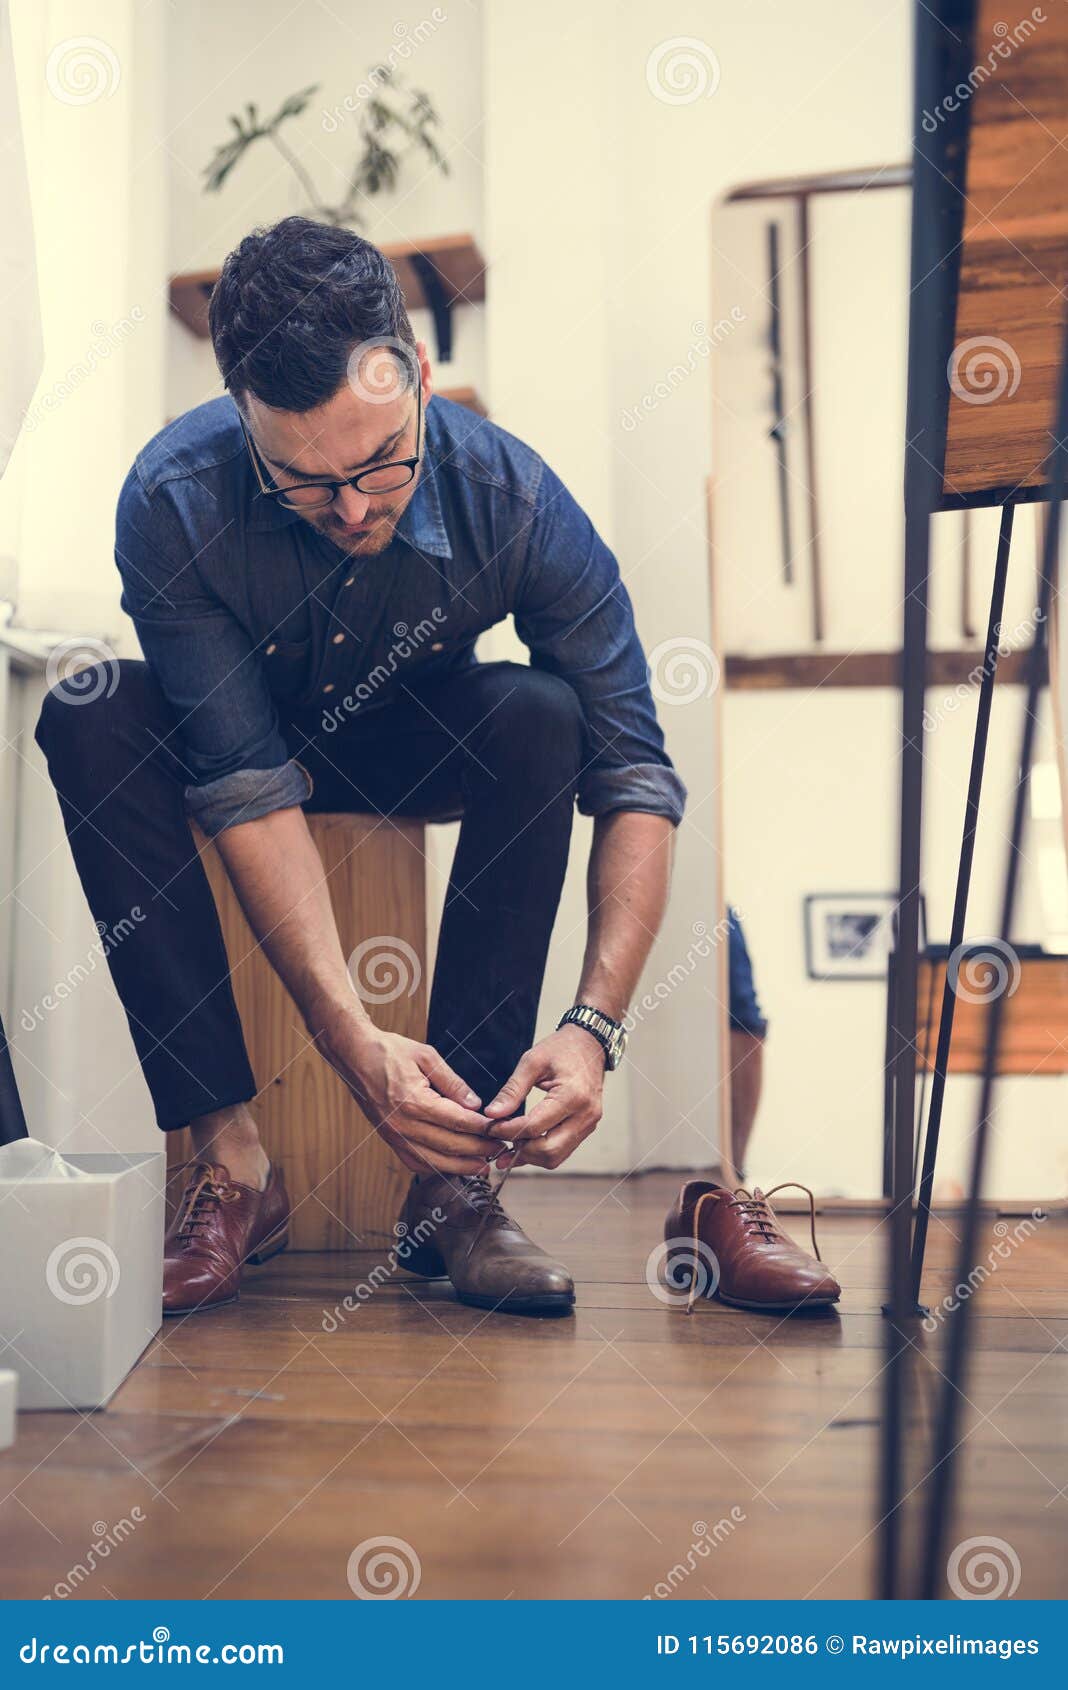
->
xmin=260 ymin=636 xmax=312 ymax=700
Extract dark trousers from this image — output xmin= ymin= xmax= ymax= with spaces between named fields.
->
xmin=35 ymin=659 xmax=585 ymax=1132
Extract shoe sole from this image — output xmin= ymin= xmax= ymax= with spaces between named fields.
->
xmin=162 ymin=1229 xmax=289 ymax=1317
xmin=715 ymin=1289 xmax=840 ymax=1312
xmin=457 ymin=1288 xmax=575 ymax=1316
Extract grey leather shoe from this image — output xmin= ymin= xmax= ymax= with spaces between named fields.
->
xmin=397 ymin=1172 xmax=575 ymax=1315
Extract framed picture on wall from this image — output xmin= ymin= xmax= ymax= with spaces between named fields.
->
xmin=803 ymin=893 xmax=926 ymax=980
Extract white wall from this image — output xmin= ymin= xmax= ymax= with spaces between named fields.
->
xmin=3 ymin=0 xmax=168 ymax=1151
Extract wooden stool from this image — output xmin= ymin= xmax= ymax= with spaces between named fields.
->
xmin=167 ymin=813 xmax=425 ymax=1249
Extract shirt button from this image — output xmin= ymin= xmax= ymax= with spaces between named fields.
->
xmin=332 ymin=632 xmax=345 ymax=644
xmin=430 ymin=641 xmax=443 ymax=651
xmin=265 ymin=643 xmax=277 ymax=655
xmin=323 ymin=684 xmax=335 ymax=694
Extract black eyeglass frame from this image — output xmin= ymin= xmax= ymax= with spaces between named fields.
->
xmin=240 ymin=382 xmax=423 ymax=511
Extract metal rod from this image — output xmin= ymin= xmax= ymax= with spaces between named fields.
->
xmin=909 ymin=502 xmax=1014 ymax=1304
xmin=796 ymin=195 xmax=825 ymax=643
xmin=918 ymin=324 xmax=1068 ymax=1598
xmin=766 ymin=220 xmax=794 ymax=585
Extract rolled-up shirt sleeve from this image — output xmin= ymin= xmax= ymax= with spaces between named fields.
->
xmin=512 ymin=462 xmax=688 ymax=826
xmin=115 ymin=468 xmax=312 ymax=837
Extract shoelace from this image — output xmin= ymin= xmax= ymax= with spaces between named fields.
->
xmin=457 ymin=1173 xmax=509 ymax=1220
xmin=685 ymin=1182 xmax=821 ymax=1314
xmin=176 ymin=1163 xmax=240 ymax=1244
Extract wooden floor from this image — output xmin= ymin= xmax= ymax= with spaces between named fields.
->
xmin=1 ymin=1174 xmax=1065 ymax=1600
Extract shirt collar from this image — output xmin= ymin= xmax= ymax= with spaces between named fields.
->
xmin=245 ymin=418 xmax=452 ymax=558
xmin=394 ymin=432 xmax=452 ymax=559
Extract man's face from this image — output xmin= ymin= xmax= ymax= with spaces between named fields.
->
xmin=242 ymin=343 xmax=430 ymax=558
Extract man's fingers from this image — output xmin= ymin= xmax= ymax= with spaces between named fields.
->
xmin=414 ymin=1092 xmax=499 ymax=1139
xmin=514 ymin=1118 xmax=591 ymax=1170
xmin=418 ymin=1047 xmax=483 ymax=1111
xmin=484 ymin=1051 xmax=545 ymax=1123
xmin=504 ymin=1090 xmax=576 ymax=1140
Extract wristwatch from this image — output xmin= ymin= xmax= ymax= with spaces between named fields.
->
xmin=557 ymin=1003 xmax=628 ymax=1071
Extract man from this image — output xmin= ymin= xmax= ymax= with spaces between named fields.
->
xmin=36 ymin=216 xmax=685 ymax=1317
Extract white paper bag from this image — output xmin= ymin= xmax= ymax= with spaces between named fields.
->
xmin=0 ymin=1140 xmax=164 ymax=1410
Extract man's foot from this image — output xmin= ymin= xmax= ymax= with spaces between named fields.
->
xmin=163 ymin=1160 xmax=291 ymax=1315
xmin=397 ymin=1171 xmax=575 ymax=1315
xmin=663 ymin=1180 xmax=840 ymax=1313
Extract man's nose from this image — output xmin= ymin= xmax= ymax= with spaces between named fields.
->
xmin=332 ymin=484 xmax=371 ymax=525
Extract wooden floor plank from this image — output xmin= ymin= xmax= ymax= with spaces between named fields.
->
xmin=0 ymin=1172 xmax=1064 ymax=1599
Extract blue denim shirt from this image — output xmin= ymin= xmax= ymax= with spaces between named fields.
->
xmin=116 ymin=394 xmax=687 ymax=837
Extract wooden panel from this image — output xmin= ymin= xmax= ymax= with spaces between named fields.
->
xmin=724 ymin=646 xmax=1045 ymax=689
xmin=917 ymin=954 xmax=1068 ymax=1074
xmin=2 ymin=1184 xmax=1065 ymax=1600
xmin=942 ymin=1 xmax=1068 ymax=498
xmin=170 ymin=234 xmax=487 ymax=339
xmin=167 ymin=814 xmax=424 ymax=1248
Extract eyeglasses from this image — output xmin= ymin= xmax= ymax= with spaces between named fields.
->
xmin=240 ymin=383 xmax=423 ymax=511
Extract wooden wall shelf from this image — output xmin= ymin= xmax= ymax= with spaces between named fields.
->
xmin=724 ymin=648 xmax=1046 ymax=691
xmin=917 ymin=954 xmax=1068 ymax=1076
xmin=170 ymin=232 xmax=487 ymax=353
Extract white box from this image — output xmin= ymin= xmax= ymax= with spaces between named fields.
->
xmin=0 ymin=1143 xmax=164 ymax=1410
xmin=0 ymin=1369 xmax=15 ymax=1448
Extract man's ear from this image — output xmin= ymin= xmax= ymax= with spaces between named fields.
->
xmin=414 ymin=339 xmax=434 ymax=405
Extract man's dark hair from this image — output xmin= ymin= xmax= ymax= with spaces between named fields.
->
xmin=209 ymin=216 xmax=416 ymax=412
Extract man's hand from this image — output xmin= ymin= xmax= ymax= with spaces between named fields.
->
xmin=482 ymin=1025 xmax=606 ymax=1169
xmin=315 ymin=1010 xmax=503 ymax=1176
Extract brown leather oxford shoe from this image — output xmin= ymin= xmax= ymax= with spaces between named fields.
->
xmin=663 ymin=1180 xmax=840 ymax=1313
xmin=397 ymin=1171 xmax=575 ymax=1314
xmin=163 ymin=1160 xmax=290 ymax=1316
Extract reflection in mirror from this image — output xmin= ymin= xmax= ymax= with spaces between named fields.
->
xmin=710 ymin=171 xmax=1068 ymax=1204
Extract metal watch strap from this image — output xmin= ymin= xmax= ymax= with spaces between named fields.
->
xmin=557 ymin=1003 xmax=626 ymax=1069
